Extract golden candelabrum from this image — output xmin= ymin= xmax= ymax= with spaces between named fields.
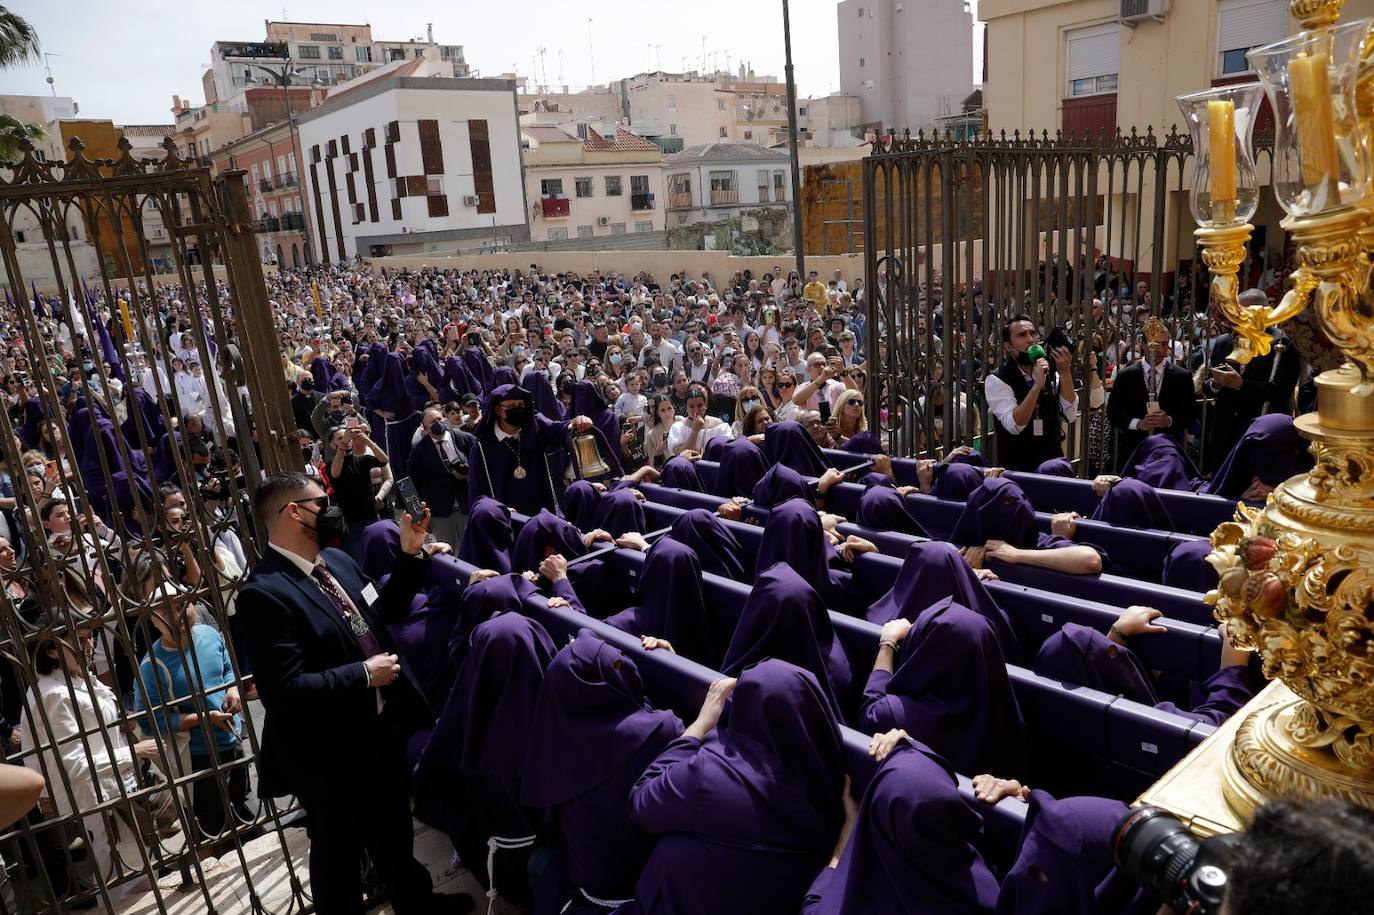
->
xmin=1142 ymin=0 xmax=1374 ymax=834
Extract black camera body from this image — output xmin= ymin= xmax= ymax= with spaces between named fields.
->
xmin=1114 ymin=806 xmax=1241 ymax=915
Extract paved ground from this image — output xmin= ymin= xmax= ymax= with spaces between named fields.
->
xmin=122 ymin=819 xmax=514 ymax=915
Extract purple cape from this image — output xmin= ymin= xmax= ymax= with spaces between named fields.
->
xmin=668 ymin=509 xmax=750 ymax=580
xmin=1205 ymin=414 xmax=1313 ymax=499
xmin=996 ymin=791 xmax=1147 ymax=915
xmin=526 ymin=370 xmax=565 ymax=420
xmin=355 ymin=342 xmax=388 ymax=399
xmin=365 ymin=351 xmax=410 ymax=415
xmin=1089 ymin=478 xmax=1174 ymax=531
xmin=932 ymin=462 xmax=984 ymax=501
xmin=511 ymin=508 xmax=588 ymax=573
xmin=562 ymin=480 xmax=603 ymax=531
xmin=1032 ymin=623 xmax=1158 ymax=705
xmin=764 ymin=420 xmax=831 ymax=477
xmin=755 ymin=498 xmax=851 ymax=608
xmin=120 ymin=387 xmax=166 ymax=449
xmin=856 ymin=485 xmax=930 ymax=538
xmin=441 ymin=353 xmax=478 ymax=403
xmin=447 ymin=573 xmax=539 ymax=676
xmin=463 ymin=346 xmax=494 ymax=393
xmin=950 ymin=477 xmax=1040 ymax=549
xmin=521 ymin=631 xmax=683 ymax=904
xmin=1162 ymin=539 xmax=1216 ymax=592
xmin=522 ymin=630 xmax=683 ymax=808
xmin=456 ymin=497 xmax=513 ymax=574
xmin=406 ymin=344 xmax=443 ymax=411
xmin=702 ymin=435 xmax=728 ymax=462
xmin=721 ymin=563 xmax=851 ymax=719
xmin=714 ymin=436 xmax=770 ymax=498
xmin=489 ymin=365 xmax=519 ymax=392
xmin=606 ymin=537 xmax=718 ymax=665
xmin=1036 ymin=457 xmax=1075 ymax=477
xmin=839 ymin=430 xmax=883 ymax=455
xmin=804 ymin=740 xmax=999 ymax=915
xmin=572 ymin=379 xmax=621 ymax=451
xmin=948 ymin=449 xmax=988 ymax=468
xmin=751 ymin=463 xmax=815 ymax=509
xmin=594 ymin=487 xmax=646 ymax=537
xmin=861 ymin=598 xmax=1029 ymax=778
xmin=360 ymin=519 xmax=402 ymax=579
xmin=659 ymin=456 xmax=705 ymax=492
xmin=865 ymin=540 xmax=1021 ymax=663
xmin=1119 ymin=434 xmax=1203 ymax=492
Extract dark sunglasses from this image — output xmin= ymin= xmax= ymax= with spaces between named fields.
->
xmin=779 ymin=381 xmax=795 ymax=389
xmin=281 ymin=495 xmax=328 ymax=513
xmin=848 ymin=399 xmax=865 ymax=407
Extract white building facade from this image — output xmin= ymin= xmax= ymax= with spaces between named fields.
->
xmin=522 ymin=125 xmax=666 ymax=242
xmin=296 ymin=62 xmax=528 ymax=260
xmin=663 ymin=143 xmax=791 ymax=225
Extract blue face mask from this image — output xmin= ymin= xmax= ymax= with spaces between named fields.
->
xmin=609 ymin=353 xmax=623 ymax=366
xmin=742 ymin=399 xmax=760 ymax=413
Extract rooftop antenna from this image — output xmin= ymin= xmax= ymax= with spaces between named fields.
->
xmin=43 ymin=53 xmax=61 ymax=97
xmin=558 ymin=49 xmax=564 ymax=85
xmin=700 ymin=35 xmax=706 ymax=73
xmin=537 ymin=45 xmax=548 ymax=92
xmin=655 ymin=44 xmax=662 ymax=70
xmin=587 ymin=18 xmax=596 ymax=86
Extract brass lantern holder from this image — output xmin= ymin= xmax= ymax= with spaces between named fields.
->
xmin=1142 ymin=0 xmax=1374 ymax=834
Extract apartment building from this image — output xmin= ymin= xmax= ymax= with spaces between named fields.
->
xmin=296 ymin=53 xmax=528 ymax=260
xmin=214 ymin=121 xmax=310 ymax=267
xmin=664 ymin=142 xmax=791 ymax=225
xmin=523 ymin=124 xmax=666 ymax=242
xmin=837 ymin=0 xmax=975 ymax=132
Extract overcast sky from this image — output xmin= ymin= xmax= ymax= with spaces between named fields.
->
xmin=4 ymin=0 xmax=983 ymax=125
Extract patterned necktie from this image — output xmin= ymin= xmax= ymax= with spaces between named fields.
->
xmin=311 ymin=564 xmax=383 ymax=657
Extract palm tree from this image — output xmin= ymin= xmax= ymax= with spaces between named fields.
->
xmin=0 ymin=6 xmax=40 ymax=69
xmin=0 ymin=114 xmax=44 ymax=163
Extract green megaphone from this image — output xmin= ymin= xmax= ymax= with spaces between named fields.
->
xmin=1027 ymin=343 xmax=1046 ymax=361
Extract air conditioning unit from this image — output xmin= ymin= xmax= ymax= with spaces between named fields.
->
xmin=597 ymin=216 xmax=610 ymax=226
xmin=462 ymin=194 xmax=480 ymax=206
xmin=1120 ymin=0 xmax=1168 ymax=24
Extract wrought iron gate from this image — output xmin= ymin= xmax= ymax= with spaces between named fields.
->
xmin=0 ymin=137 xmax=301 ymax=913
xmin=861 ymin=127 xmax=1282 ymax=472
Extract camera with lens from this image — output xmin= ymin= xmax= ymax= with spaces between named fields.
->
xmin=1114 ymin=806 xmax=1241 ymax=915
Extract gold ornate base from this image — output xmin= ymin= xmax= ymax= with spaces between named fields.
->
xmin=1224 ymin=695 xmax=1374 ymax=815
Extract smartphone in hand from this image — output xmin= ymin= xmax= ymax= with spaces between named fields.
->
xmin=395 ymin=477 xmax=425 ymax=521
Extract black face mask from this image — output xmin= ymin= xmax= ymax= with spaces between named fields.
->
xmin=300 ymin=379 xmax=314 ymax=391
xmin=1015 ymin=349 xmax=1034 ymax=367
xmin=302 ymin=504 xmax=348 ymax=547
xmin=503 ymin=405 xmax=530 ymax=427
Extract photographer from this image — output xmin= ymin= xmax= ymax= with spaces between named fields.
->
xmin=324 ymin=422 xmax=390 ymax=560
xmin=407 ymin=407 xmax=472 ymax=546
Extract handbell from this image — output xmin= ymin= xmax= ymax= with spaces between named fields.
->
xmin=572 ymin=431 xmax=611 ymax=480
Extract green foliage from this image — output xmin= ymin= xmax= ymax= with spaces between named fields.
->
xmin=0 ymin=7 xmax=41 ymax=70
xmin=0 ymin=114 xmax=44 ymax=165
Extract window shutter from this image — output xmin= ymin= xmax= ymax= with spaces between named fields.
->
xmin=1218 ymin=0 xmax=1287 ymax=54
xmin=1065 ymin=23 xmax=1120 ymax=87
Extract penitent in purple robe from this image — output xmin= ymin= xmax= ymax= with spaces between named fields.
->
xmin=803 ymin=739 xmax=999 ymax=915
xmin=839 ymin=430 xmax=883 ymax=455
xmin=658 ymin=456 xmax=704 ymax=492
xmin=521 ymin=631 xmax=683 ymax=912
xmin=755 ymin=498 xmax=854 ymax=611
xmin=456 ymin=497 xmax=513 ymax=574
xmin=1035 ymin=457 xmax=1075 ymax=477
xmin=1119 ymin=434 xmax=1203 ymax=492
xmin=562 ymin=481 xmax=603 ymax=532
xmin=865 ymin=541 xmax=1021 ymax=663
xmin=995 ymin=791 xmax=1152 ymax=915
xmin=1033 ymin=623 xmax=1257 ymax=727
xmin=462 ymin=346 xmax=494 ymax=394
xmin=713 ymin=436 xmax=769 ymax=498
xmin=932 ymin=462 xmax=984 ymax=501
xmin=511 ymin=509 xmax=588 ymax=573
xmin=1089 ymin=478 xmax=1175 ymax=531
xmin=763 ymin=420 xmax=831 ymax=477
xmin=526 ymin=370 xmax=566 ymax=420
xmin=721 ymin=563 xmax=851 ymax=719
xmin=605 ymin=537 xmax=720 ymax=666
xmin=593 ymin=488 xmax=646 ymax=538
xmin=861 ymin=598 xmax=1029 ymax=779
xmin=948 ymin=449 xmax=988 ymax=468
xmin=446 ymin=573 xmax=539 ymax=677
xmin=572 ymin=380 xmax=622 ymax=454
xmin=668 ymin=509 xmax=750 ymax=580
xmin=415 ymin=613 xmax=554 ymax=899
xmin=1162 ymin=539 xmax=1217 ymax=593
xmin=751 ymin=463 xmax=815 ymax=509
xmin=1205 ymin=413 xmax=1314 ymax=500
xmin=467 ymin=383 xmax=572 ymax=516
xmin=950 ymin=477 xmax=1081 ymax=555
xmin=625 ymin=659 xmax=845 ymax=915
xmin=856 ymin=485 xmax=930 ymax=538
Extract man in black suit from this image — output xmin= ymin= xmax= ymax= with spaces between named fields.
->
xmin=1202 ymin=290 xmax=1302 ymax=473
xmin=236 ymin=473 xmax=471 ymax=915
xmin=1108 ymin=316 xmax=1198 ymax=468
xmin=407 ymin=407 xmax=474 ymax=546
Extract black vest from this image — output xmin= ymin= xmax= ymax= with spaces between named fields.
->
xmin=992 ymin=356 xmax=1064 ymax=471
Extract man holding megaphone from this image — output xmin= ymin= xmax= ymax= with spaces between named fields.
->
xmin=985 ymin=314 xmax=1078 ymax=471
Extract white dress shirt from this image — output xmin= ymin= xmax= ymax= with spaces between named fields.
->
xmin=985 ymin=370 xmax=1078 ymax=435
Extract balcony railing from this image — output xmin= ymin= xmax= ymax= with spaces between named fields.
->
xmin=276 ymin=174 xmax=298 ymax=188
xmin=540 ymin=197 xmax=570 ymax=218
xmin=709 ymin=188 xmax=739 ymax=206
xmin=281 ymin=213 xmax=306 ymax=230
xmin=256 ymin=217 xmax=280 ymax=232
xmin=667 ymin=191 xmax=694 ymax=209
xmin=259 ymin=179 xmax=273 ymax=192
xmin=631 ymin=192 xmax=655 ymax=211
